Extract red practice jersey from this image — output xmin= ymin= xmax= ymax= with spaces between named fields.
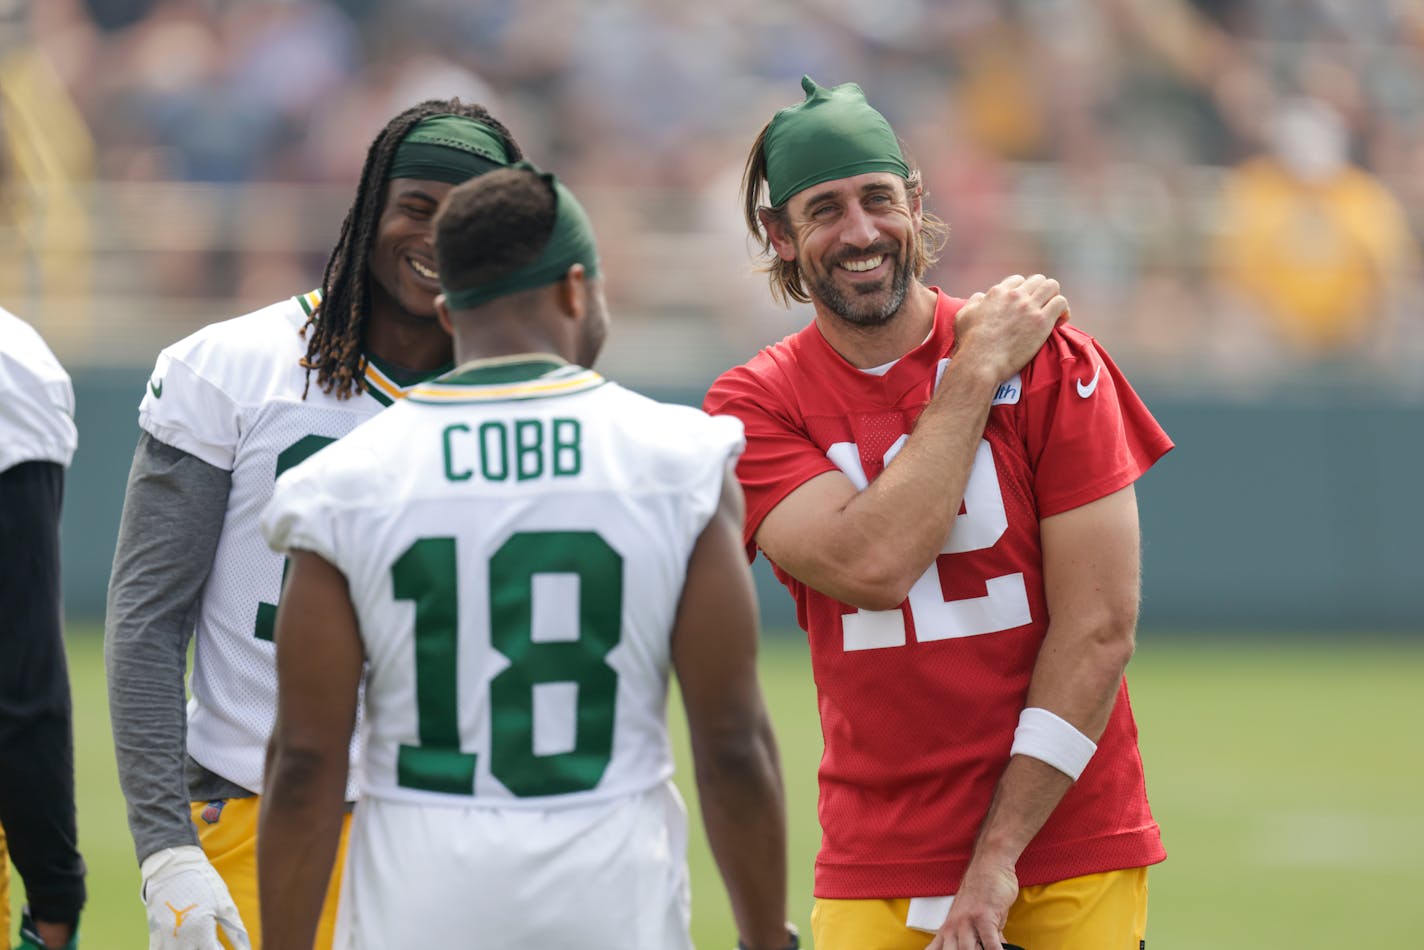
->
xmin=704 ymin=290 xmax=1173 ymax=898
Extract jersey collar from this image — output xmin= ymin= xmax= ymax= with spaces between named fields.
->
xmin=361 ymin=353 xmax=454 ymax=407
xmin=800 ymin=289 xmax=957 ymax=402
xmin=407 ymin=354 xmax=605 ymax=404
xmin=292 ymin=289 xmax=452 ymax=407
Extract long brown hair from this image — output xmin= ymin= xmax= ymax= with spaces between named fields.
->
xmin=740 ymin=121 xmax=949 ymax=306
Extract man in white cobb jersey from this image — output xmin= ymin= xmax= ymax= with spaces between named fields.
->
xmin=257 ymin=164 xmax=794 ymax=950
xmin=104 ymin=100 xmax=524 ymax=949
xmin=0 ymin=308 xmax=85 ymax=950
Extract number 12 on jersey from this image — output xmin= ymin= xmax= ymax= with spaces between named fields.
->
xmin=836 ymin=439 xmax=1031 ymax=651
xmin=392 ymin=531 xmax=623 ymax=798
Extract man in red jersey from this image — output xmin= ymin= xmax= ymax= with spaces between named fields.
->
xmin=704 ymin=76 xmax=1172 ymax=950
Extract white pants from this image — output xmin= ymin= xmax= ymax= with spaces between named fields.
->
xmin=333 ymin=780 xmax=692 ymax=948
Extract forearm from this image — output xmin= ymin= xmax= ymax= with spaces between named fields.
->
xmin=694 ymin=718 xmax=788 ymax=950
xmin=260 ymin=549 xmax=364 ymax=949
xmin=977 ymin=649 xmax=1116 ymax=848
xmin=968 ymin=613 xmax=1134 ymax=874
xmin=936 ymin=751 xmax=1075 ymax=947
xmin=965 ymin=596 xmax=1137 ymax=898
xmin=257 ymin=746 xmax=347 ymax=950
xmin=761 ymin=277 xmax=1068 ymax=608
xmin=105 ymin=433 xmax=230 ymax=861
xmin=837 ymin=358 xmax=1000 ymax=596
xmin=0 ymin=462 xmax=85 ymax=921
xmin=106 ymin=621 xmax=200 ymax=858
xmin=761 ymin=357 xmax=1001 ymax=608
xmin=969 ymin=754 xmax=1075 ymax=875
xmin=1029 ymin=485 xmax=1142 ymax=739
xmin=1024 ymin=617 xmax=1134 ymax=741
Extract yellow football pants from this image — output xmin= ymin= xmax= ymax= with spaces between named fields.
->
xmin=1 ymin=821 xmax=10 ymax=944
xmin=812 ymin=866 xmax=1149 ymax=950
xmin=190 ymin=797 xmax=351 ymax=950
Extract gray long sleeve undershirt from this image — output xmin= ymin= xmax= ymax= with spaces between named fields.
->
xmin=105 ymin=433 xmax=247 ymax=865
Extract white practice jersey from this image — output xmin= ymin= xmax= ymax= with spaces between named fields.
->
xmin=141 ymin=291 xmax=435 ymax=795
xmin=0 ymin=308 xmax=77 ymax=472
xmin=262 ymin=356 xmax=745 ymax=809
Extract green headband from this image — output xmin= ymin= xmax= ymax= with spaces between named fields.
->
xmin=387 ymin=114 xmax=512 ymax=184
xmin=442 ymin=164 xmax=601 ymax=311
xmin=763 ymin=76 xmax=910 ymax=207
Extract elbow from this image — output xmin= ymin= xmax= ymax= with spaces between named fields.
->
xmin=1102 ymin=626 xmax=1136 ymax=675
xmin=1086 ymin=602 xmax=1139 ymax=674
xmin=764 ymin=511 xmax=929 ymax=610
xmin=693 ymin=727 xmax=780 ymax=796
xmin=842 ymin=580 xmax=913 ymax=612
xmin=1045 ymin=593 xmax=1139 ymax=683
xmin=264 ymin=738 xmax=344 ymax=804
xmin=825 ymin=547 xmax=922 ymax=611
xmin=266 ymin=743 xmax=324 ymax=788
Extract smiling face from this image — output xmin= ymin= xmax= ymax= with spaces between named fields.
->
xmin=769 ymin=171 xmax=922 ymax=327
xmin=367 ymin=177 xmax=456 ymax=321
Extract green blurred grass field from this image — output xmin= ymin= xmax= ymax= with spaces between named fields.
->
xmin=10 ymin=629 xmax=1424 ymax=948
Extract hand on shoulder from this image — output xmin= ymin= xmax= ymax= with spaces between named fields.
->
xmin=953 ymin=274 xmax=1070 ymax=382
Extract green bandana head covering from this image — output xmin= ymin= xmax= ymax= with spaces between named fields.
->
xmin=442 ymin=163 xmax=601 ymax=310
xmin=763 ymin=76 xmax=910 ymax=207
xmin=387 ymin=114 xmax=512 ymax=184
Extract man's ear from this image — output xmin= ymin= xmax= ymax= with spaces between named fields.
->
xmin=434 ymin=294 xmax=455 ymax=335
xmin=557 ymin=263 xmax=588 ymax=320
xmin=758 ymin=208 xmax=798 ymax=262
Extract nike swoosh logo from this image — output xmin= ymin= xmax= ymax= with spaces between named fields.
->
xmin=1076 ymin=365 xmax=1102 ymax=398
xmin=149 ymin=378 xmax=163 ymax=398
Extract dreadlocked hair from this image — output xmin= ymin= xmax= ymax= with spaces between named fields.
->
xmin=300 ymin=98 xmax=524 ymax=399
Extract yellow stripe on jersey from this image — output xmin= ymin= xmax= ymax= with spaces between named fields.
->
xmin=294 ymin=288 xmax=324 ymax=317
xmin=409 ymin=369 xmax=604 ymax=404
xmin=362 ymin=361 xmax=410 ymax=403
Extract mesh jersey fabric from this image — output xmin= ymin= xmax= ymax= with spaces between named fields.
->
xmin=138 ymin=293 xmax=432 ymax=796
xmin=0 ymin=308 xmax=77 ymax=472
xmin=704 ymin=289 xmax=1173 ymax=897
xmin=263 ymin=359 xmax=746 ymax=808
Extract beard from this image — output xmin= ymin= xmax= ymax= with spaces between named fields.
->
xmin=804 ymin=244 xmax=915 ymax=327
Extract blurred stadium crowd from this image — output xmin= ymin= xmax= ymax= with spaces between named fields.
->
xmin=3 ymin=0 xmax=1423 ymax=396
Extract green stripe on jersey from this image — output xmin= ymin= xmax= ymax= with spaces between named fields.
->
xmin=294 ymin=288 xmax=323 ymax=317
xmin=367 ymin=352 xmax=453 ymax=388
xmin=360 ymin=355 xmax=450 ymax=408
xmin=409 ymin=357 xmax=604 ymax=405
xmin=364 ymin=383 xmax=395 ymax=408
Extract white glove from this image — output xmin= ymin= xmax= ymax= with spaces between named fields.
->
xmin=140 ymin=846 xmax=253 ymax=950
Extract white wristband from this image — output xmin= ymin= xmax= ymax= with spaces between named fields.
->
xmin=1009 ymin=707 xmax=1097 ymax=780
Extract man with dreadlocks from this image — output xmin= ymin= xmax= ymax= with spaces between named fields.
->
xmin=105 ymin=99 xmax=523 ymax=950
